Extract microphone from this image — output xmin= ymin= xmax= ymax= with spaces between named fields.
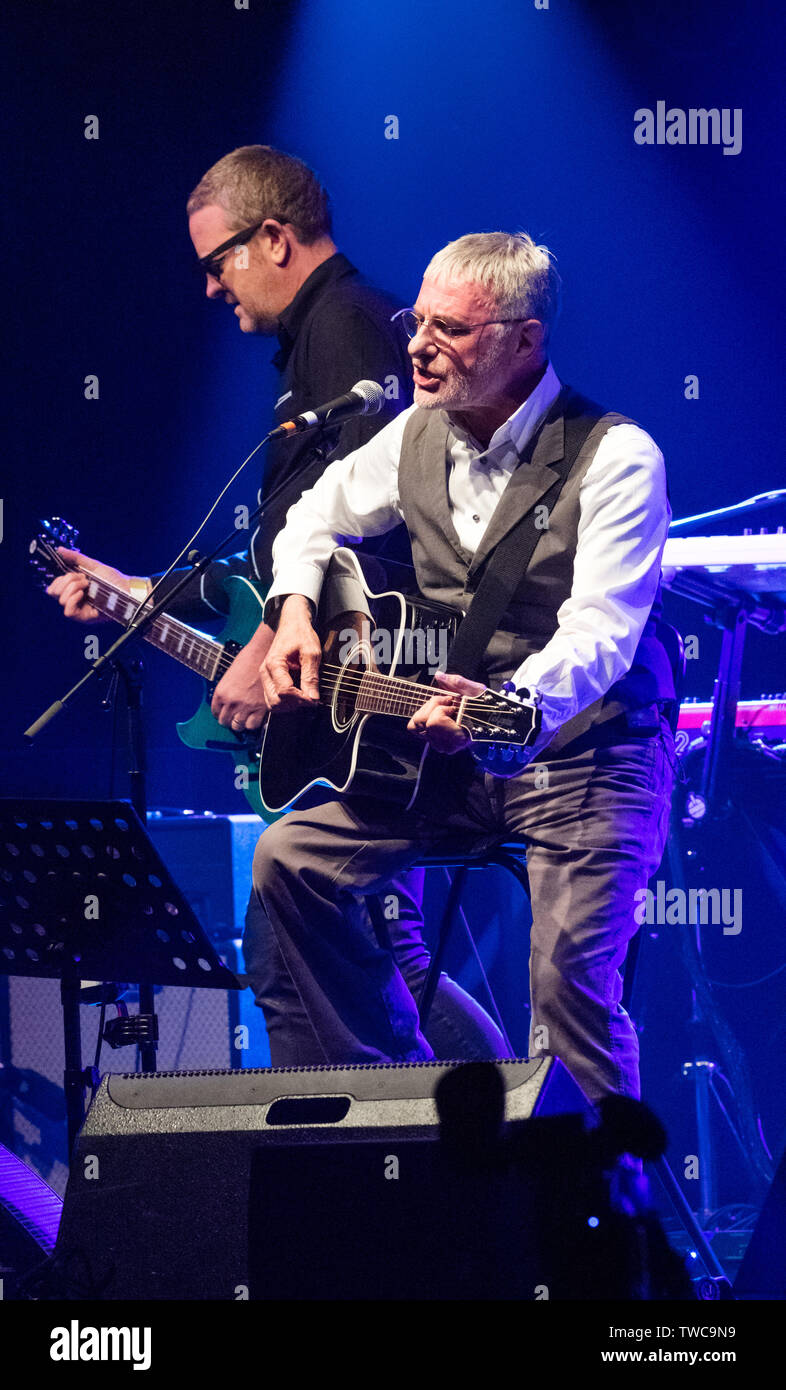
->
xmin=268 ymin=380 xmax=385 ymax=440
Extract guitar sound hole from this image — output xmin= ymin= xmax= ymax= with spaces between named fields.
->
xmin=331 ymin=647 xmax=369 ymax=732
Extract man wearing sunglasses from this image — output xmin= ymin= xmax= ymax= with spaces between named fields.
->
xmin=47 ymin=146 xmax=507 ymax=1069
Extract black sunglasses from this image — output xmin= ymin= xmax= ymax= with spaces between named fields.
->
xmin=196 ymin=217 xmax=289 ymax=278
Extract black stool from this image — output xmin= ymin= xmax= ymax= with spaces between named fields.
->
xmin=412 ymin=846 xmax=530 ymax=1057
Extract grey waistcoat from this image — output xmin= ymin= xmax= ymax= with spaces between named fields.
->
xmin=396 ymin=387 xmax=675 ymax=755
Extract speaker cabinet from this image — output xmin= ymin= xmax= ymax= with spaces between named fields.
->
xmin=53 ymin=1057 xmax=603 ymax=1299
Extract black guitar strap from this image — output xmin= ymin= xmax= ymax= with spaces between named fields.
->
xmin=445 ymin=387 xmax=608 ymax=682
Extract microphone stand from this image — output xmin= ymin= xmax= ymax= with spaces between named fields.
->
xmin=26 ymin=537 xmax=244 ymax=742
xmin=27 ymin=377 xmax=384 ymax=743
xmin=26 ymin=377 xmax=386 ymax=745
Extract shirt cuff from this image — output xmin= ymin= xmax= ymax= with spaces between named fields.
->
xmin=321 ymin=573 xmax=372 ymax=622
xmin=264 ymin=563 xmax=326 ymax=621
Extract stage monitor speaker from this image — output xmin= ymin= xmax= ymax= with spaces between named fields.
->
xmin=50 ymin=1057 xmax=605 ymax=1300
xmin=51 ymin=1059 xmax=690 ymax=1300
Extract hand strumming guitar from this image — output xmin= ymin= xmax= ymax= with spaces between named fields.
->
xmin=261 ymin=593 xmax=485 ymax=756
xmin=260 ymin=595 xmax=322 ymax=711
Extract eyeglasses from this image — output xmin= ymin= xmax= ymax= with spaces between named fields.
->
xmin=196 ymin=219 xmax=286 ymax=279
xmin=391 ymin=307 xmax=527 ymax=347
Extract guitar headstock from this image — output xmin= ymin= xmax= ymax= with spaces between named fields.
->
xmin=462 ymin=683 xmax=543 ymax=778
xmin=29 ymin=517 xmax=79 ymax=587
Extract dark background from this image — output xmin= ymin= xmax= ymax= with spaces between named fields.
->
xmin=2 ymin=0 xmax=786 ymax=1209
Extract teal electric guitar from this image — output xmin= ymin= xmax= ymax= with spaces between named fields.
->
xmin=29 ymin=518 xmax=274 ymax=820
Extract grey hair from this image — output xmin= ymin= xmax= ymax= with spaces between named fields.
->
xmin=425 ymin=232 xmax=562 ymax=342
xmin=187 ymin=145 xmax=332 ymax=245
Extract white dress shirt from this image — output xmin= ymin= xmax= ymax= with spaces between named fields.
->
xmin=266 ymin=362 xmax=670 ymax=752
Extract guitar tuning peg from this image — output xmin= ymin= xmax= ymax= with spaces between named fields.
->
xmin=45 ymin=516 xmax=77 ymax=547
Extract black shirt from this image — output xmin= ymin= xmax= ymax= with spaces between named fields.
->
xmin=158 ymin=252 xmax=413 ymax=619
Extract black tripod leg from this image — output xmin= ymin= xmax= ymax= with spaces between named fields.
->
xmin=137 ymin=982 xmax=158 ymax=1073
xmin=451 ymin=889 xmax=516 ymax=1056
xmin=418 ymin=866 xmax=469 ymax=1029
xmin=654 ymin=1155 xmax=732 ymax=1290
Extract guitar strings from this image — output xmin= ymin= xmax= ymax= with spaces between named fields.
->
xmin=319 ymin=661 xmax=508 ymax=711
xmin=61 ymin=557 xmax=528 ymax=735
xmin=317 ymin=665 xmax=525 ymax=735
xmin=64 ymin=553 xmax=463 ymax=691
xmin=214 ymin=643 xmax=522 ymax=733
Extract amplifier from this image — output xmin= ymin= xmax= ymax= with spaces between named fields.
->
xmin=146 ymin=810 xmax=262 ymax=943
xmin=52 ymin=1057 xmax=614 ymax=1300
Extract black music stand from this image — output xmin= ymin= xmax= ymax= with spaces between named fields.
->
xmin=0 ymin=798 xmax=240 ymax=1155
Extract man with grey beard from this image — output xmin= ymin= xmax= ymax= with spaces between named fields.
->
xmin=255 ymin=230 xmax=677 ymax=1100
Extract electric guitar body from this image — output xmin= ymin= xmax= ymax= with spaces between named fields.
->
xmin=175 ymin=573 xmax=268 ymax=813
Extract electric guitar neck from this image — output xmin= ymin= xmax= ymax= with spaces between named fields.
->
xmin=30 ymin=532 xmax=227 ymax=682
xmin=29 ymin=517 xmax=273 ymax=821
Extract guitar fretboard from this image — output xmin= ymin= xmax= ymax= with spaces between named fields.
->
xmin=320 ymin=664 xmax=534 ymax=742
xmin=81 ymin=571 xmax=225 ymax=681
xmin=353 ymin=669 xmax=455 ymax=717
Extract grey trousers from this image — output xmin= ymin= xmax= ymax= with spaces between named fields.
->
xmin=251 ymin=724 xmax=675 ymax=1102
xmin=242 ymin=873 xmax=513 ymax=1066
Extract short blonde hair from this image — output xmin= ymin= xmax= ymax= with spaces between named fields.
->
xmin=187 ymin=145 xmax=332 ymax=245
xmin=426 ymin=232 xmax=561 ymax=341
